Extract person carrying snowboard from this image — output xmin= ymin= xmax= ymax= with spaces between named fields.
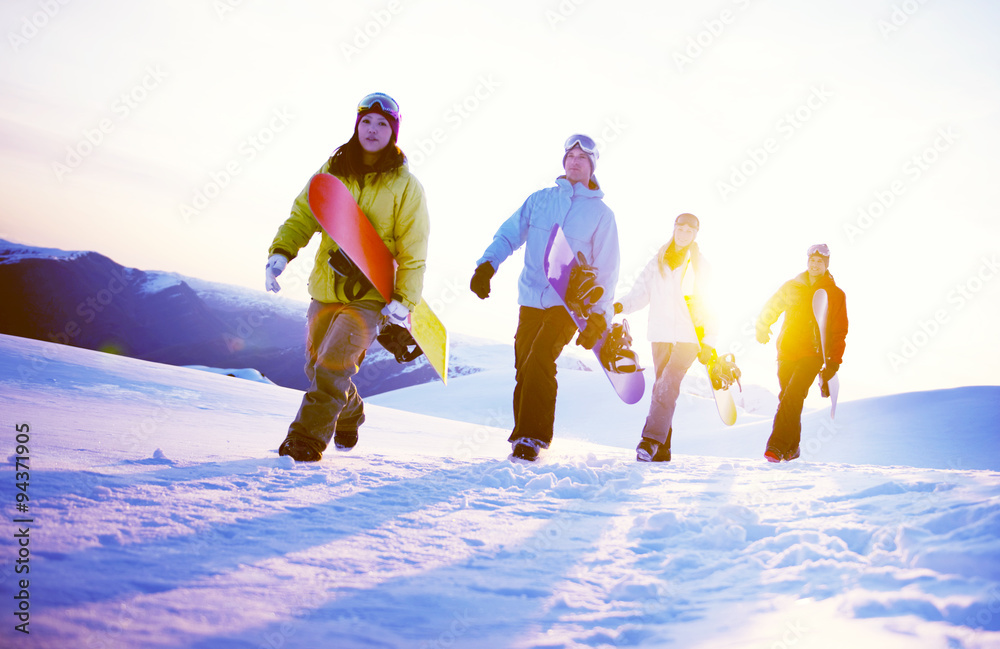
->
xmin=613 ymin=213 xmax=716 ymax=462
xmin=756 ymin=244 xmax=847 ymax=462
xmin=470 ymin=134 xmax=620 ymax=462
xmin=264 ymin=92 xmax=430 ymax=462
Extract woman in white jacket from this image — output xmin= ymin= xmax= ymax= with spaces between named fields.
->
xmin=614 ymin=213 xmax=715 ymax=462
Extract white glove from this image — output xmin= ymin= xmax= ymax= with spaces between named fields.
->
xmin=265 ymin=254 xmax=288 ymax=293
xmin=381 ymin=299 xmax=410 ymax=326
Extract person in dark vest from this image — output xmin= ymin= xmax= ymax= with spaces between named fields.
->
xmin=756 ymin=244 xmax=847 ymax=462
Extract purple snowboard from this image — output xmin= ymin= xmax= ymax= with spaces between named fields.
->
xmin=544 ymin=224 xmax=645 ymax=405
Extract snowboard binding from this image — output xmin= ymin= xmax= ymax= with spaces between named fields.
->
xmin=600 ymin=319 xmax=643 ymax=374
xmin=328 ymin=247 xmax=375 ymax=302
xmin=377 ymin=323 xmax=424 ymax=363
xmin=565 ymin=251 xmax=604 ymax=318
xmin=707 ymin=353 xmax=742 ymax=391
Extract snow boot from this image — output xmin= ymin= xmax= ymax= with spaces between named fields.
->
xmin=637 ymin=437 xmax=670 ymax=462
xmin=764 ymin=446 xmax=782 ymax=463
xmin=334 ymin=430 xmax=359 ymax=452
xmin=511 ymin=438 xmax=543 ymax=462
xmin=278 ymin=437 xmax=322 ymax=462
xmin=784 ymin=446 xmax=800 ymax=462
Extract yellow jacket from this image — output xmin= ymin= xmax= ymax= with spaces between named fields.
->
xmin=268 ymin=159 xmax=429 ymax=310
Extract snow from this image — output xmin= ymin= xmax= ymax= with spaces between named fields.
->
xmin=1 ymin=332 xmax=999 ymax=648
xmin=0 ymin=239 xmax=88 ymax=264
xmin=184 ymin=365 xmax=277 ymax=385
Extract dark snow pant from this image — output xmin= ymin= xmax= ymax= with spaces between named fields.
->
xmin=286 ymin=300 xmax=382 ymax=453
xmin=641 ymin=342 xmax=699 ymax=448
xmin=510 ymin=306 xmax=577 ymax=447
xmin=766 ymin=357 xmax=824 ymax=456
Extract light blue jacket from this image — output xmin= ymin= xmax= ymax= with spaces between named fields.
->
xmin=477 ymin=177 xmax=620 ymax=317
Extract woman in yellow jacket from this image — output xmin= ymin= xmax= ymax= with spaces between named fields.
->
xmin=264 ymin=92 xmax=430 ymax=462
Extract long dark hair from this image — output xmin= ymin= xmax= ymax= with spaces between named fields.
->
xmin=327 ymin=132 xmax=406 ymax=181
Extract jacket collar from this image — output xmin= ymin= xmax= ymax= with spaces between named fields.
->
xmin=795 ymin=270 xmax=836 ymax=288
xmin=556 ymin=175 xmax=604 ymax=198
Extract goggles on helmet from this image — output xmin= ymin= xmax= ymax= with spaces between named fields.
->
xmin=807 ymin=244 xmax=830 ymax=258
xmin=357 ymin=92 xmax=400 ymax=120
xmin=564 ymin=134 xmax=598 ymax=157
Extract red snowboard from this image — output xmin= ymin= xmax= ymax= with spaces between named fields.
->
xmin=308 ymin=173 xmax=395 ymax=303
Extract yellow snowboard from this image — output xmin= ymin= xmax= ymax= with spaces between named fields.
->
xmin=410 ymin=300 xmax=448 ymax=384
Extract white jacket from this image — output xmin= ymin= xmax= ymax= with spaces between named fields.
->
xmin=616 ymin=242 xmax=714 ymax=346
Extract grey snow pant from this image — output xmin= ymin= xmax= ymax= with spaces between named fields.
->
xmin=286 ymin=300 xmax=382 ymax=453
xmin=641 ymin=342 xmax=699 ymax=448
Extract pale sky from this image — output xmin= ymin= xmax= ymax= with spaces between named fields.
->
xmin=2 ymin=0 xmax=998 ymax=403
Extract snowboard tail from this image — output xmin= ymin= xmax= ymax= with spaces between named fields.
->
xmin=812 ymin=289 xmax=839 ymax=418
xmin=686 ymin=299 xmax=739 ymax=427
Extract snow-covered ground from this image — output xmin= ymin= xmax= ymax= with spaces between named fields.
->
xmin=1 ymin=333 xmax=999 ymax=648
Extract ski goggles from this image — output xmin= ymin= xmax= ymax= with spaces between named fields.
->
xmin=807 ymin=244 xmax=830 ymax=258
xmin=357 ymin=92 xmax=400 ymax=120
xmin=564 ymin=134 xmax=598 ymax=157
xmin=674 ymin=213 xmax=700 ymax=230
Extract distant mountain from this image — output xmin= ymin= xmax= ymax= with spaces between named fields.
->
xmin=0 ymin=239 xmax=536 ymax=395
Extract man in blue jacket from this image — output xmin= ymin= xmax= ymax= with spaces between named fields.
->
xmin=470 ymin=134 xmax=620 ymax=461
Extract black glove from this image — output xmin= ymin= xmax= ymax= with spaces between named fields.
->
xmin=698 ymin=345 xmax=717 ymax=365
xmin=613 ymin=302 xmax=623 ymax=315
xmin=576 ymin=312 xmax=607 ymax=350
xmin=470 ymin=262 xmax=495 ymax=299
xmin=821 ymin=362 xmax=839 ymax=382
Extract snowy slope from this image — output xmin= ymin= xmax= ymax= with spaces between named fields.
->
xmin=370 ymin=360 xmax=1000 ymax=472
xmin=1 ymin=333 xmax=999 ymax=648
